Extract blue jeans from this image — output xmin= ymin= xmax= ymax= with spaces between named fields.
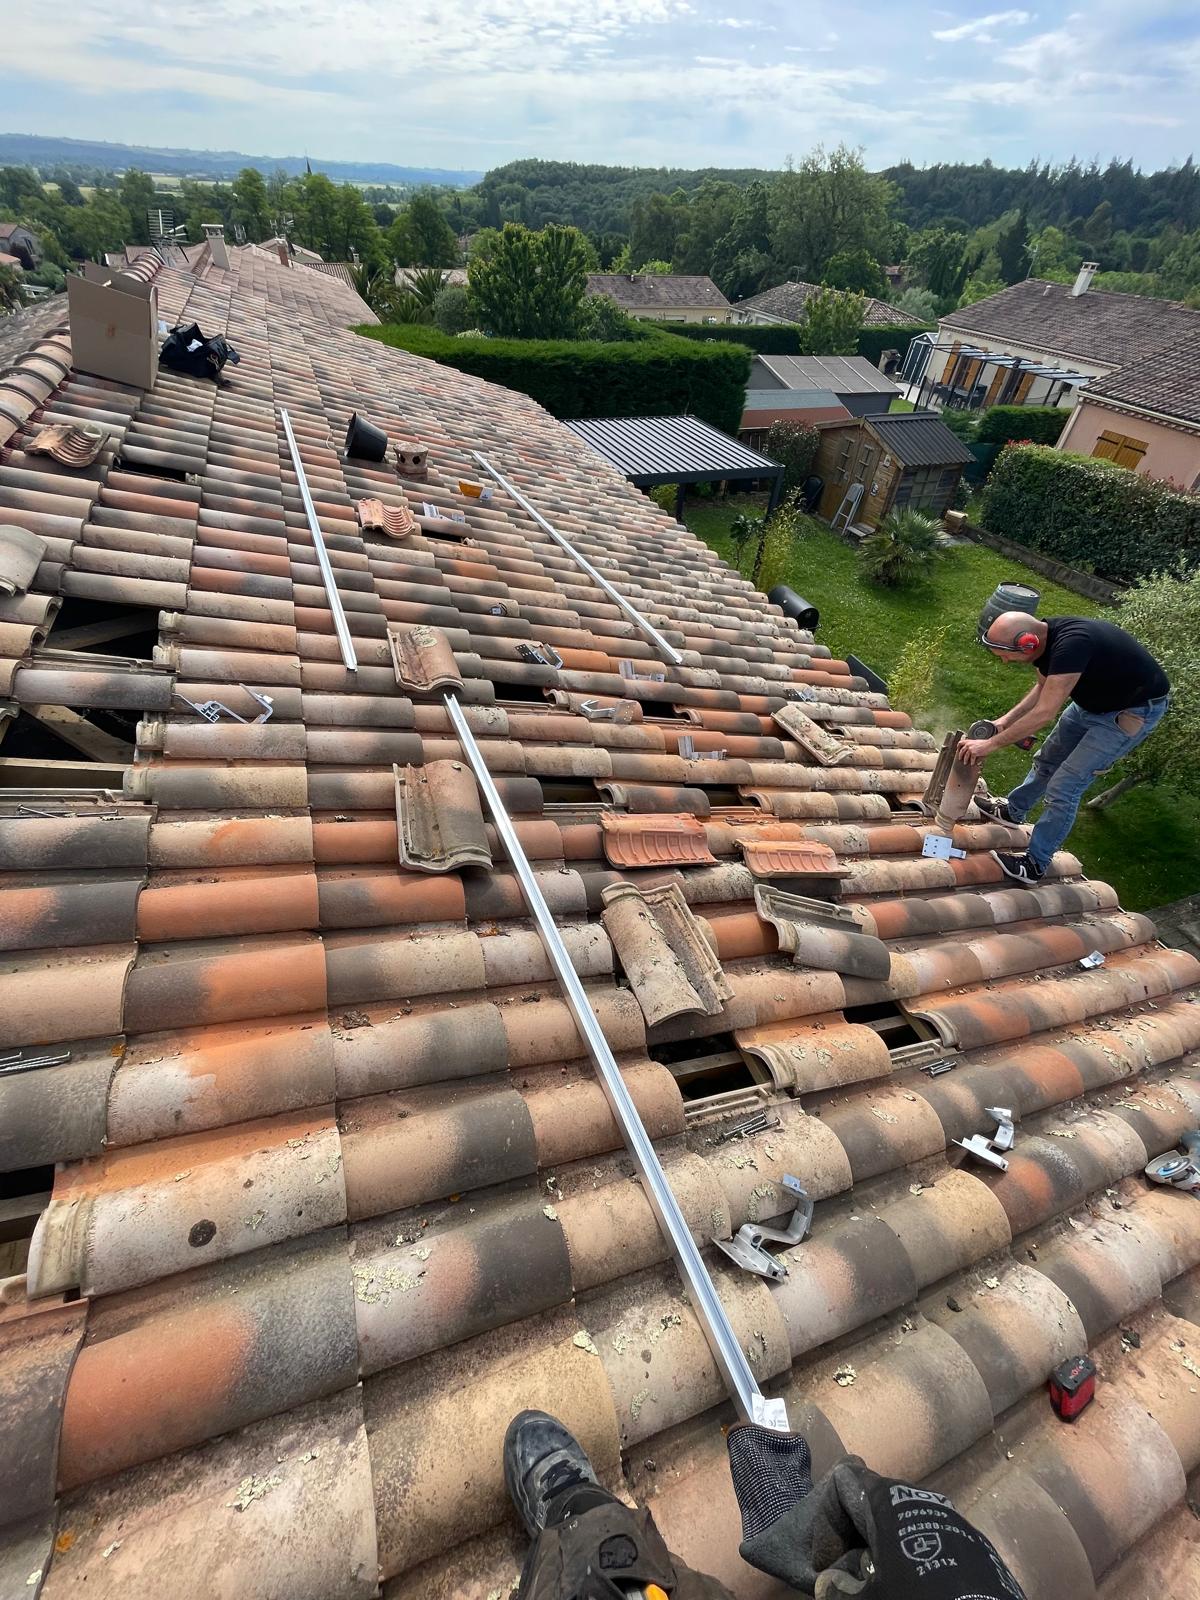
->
xmin=1007 ymin=695 xmax=1169 ymax=871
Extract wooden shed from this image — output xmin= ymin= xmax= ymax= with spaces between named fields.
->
xmin=814 ymin=409 xmax=975 ymax=532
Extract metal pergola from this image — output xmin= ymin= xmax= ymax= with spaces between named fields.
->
xmin=902 ymin=335 xmax=1091 ymax=412
xmin=565 ymin=414 xmax=786 ymax=520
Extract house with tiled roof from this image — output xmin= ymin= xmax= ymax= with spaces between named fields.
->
xmin=587 ymin=272 xmax=731 ymax=321
xmin=732 ymin=279 xmax=915 ymax=331
xmin=917 ymin=266 xmax=1200 ymax=426
xmin=2 ymin=240 xmax=1200 ymax=1600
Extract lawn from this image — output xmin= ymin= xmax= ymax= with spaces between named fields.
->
xmin=682 ymin=494 xmax=1200 ymax=912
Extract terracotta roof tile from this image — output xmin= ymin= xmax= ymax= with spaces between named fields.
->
xmin=2 ymin=237 xmax=1199 ymax=1598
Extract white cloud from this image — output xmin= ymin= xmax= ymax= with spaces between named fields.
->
xmin=932 ymin=9 xmax=1031 ymax=42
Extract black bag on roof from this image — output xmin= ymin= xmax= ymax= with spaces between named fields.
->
xmin=159 ymin=322 xmax=241 ymax=382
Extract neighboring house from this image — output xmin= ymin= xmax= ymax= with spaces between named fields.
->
xmin=912 ymin=264 xmax=1200 ymax=413
xmin=586 ymin=273 xmax=730 ymax=322
xmin=0 ymin=251 xmax=22 ymax=275
xmin=731 ymin=280 xmax=914 ymax=331
xmin=0 ymin=222 xmax=42 ymax=271
xmin=813 ymin=409 xmax=974 ymax=530
xmin=1057 ymin=327 xmax=1200 ymax=490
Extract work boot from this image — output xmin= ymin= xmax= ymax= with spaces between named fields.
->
xmin=504 ymin=1410 xmax=606 ymax=1535
xmin=991 ymin=850 xmax=1043 ymax=887
xmin=974 ymin=793 xmax=1015 ymax=824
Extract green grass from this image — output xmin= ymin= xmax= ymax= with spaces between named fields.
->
xmin=888 ymin=396 xmax=915 ymax=412
xmin=682 ymin=494 xmax=1200 ymax=912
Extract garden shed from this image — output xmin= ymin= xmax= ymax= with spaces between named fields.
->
xmin=564 ymin=414 xmax=785 ymax=519
xmin=813 ymin=409 xmax=974 ymax=532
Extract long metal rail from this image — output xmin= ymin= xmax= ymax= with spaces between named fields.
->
xmin=444 ymin=693 xmax=787 ymax=1430
xmin=280 ymin=408 xmax=358 ymax=672
xmin=471 ymin=450 xmax=684 ymax=669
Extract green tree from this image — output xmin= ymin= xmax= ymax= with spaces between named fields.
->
xmin=629 ymin=191 xmax=685 ymax=267
xmin=1028 ymin=225 xmax=1079 ymax=281
xmin=579 ymin=294 xmax=640 ymax=341
xmin=995 ymin=209 xmax=1029 ymax=284
xmin=638 ymin=259 xmax=672 ymax=275
xmin=0 ymin=263 xmax=23 ymax=314
xmin=894 ymin=286 xmax=938 ymax=322
xmin=0 ymin=166 xmax=44 ymax=211
xmin=957 ymin=275 xmax=1005 ymax=307
xmin=390 ymin=194 xmax=458 ymax=266
xmin=672 ymin=180 xmax=741 ymax=275
xmin=905 ymin=228 xmax=969 ymax=303
xmin=1089 ymin=567 xmax=1200 ymax=808
xmin=771 ymin=145 xmax=897 ymax=283
xmin=51 ymin=174 xmax=85 ymax=207
xmin=231 ymin=167 xmax=271 ymax=241
xmin=822 ymin=247 xmax=886 ymax=296
xmin=467 ymin=222 xmax=592 ymax=338
xmin=118 ymin=169 xmax=157 ymax=245
xmin=433 ymin=283 xmax=473 ymax=334
xmin=764 ymin=420 xmax=820 ymax=491
xmin=710 ymin=180 xmax=772 ymax=299
xmin=797 ymin=286 xmax=865 ymax=355
xmin=291 ymin=173 xmax=340 ymax=255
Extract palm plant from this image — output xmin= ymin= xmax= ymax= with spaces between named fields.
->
xmin=860 ymin=508 xmax=944 ymax=587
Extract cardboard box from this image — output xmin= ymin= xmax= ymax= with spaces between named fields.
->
xmin=67 ymin=269 xmax=158 ymax=389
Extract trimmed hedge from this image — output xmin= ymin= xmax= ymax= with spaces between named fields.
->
xmin=856 ymin=324 xmax=931 ymax=365
xmin=975 ymin=405 xmax=1067 ymax=446
xmin=981 ymin=444 xmax=1200 ymax=583
xmin=636 ymin=320 xmax=799 ymax=355
xmin=359 ymin=322 xmax=752 ymax=435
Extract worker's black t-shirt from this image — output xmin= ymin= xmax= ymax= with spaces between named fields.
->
xmin=1040 ymin=616 xmax=1169 ymax=713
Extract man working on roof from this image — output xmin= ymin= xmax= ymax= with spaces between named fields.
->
xmin=960 ymin=610 xmax=1170 ymax=887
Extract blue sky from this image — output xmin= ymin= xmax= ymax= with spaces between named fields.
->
xmin=3 ymin=1 xmax=1198 ymax=174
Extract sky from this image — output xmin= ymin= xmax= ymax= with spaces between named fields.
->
xmin=3 ymin=0 xmax=1199 ymax=175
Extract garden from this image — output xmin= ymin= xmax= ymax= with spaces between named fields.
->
xmin=678 ymin=490 xmax=1200 ymax=913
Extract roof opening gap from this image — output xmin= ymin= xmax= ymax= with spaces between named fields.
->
xmin=841 ymin=1000 xmax=932 ymax=1050
xmin=48 ymin=596 xmax=158 ymax=659
xmin=114 ymin=454 xmax=194 ymax=486
xmin=648 ymin=1030 xmax=770 ymax=1102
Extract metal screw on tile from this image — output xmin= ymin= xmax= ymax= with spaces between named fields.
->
xmin=0 ymin=1047 xmax=71 ymax=1075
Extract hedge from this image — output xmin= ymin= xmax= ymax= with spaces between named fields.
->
xmin=637 ymin=320 xmax=799 ymax=355
xmin=637 ymin=319 xmax=933 ymax=364
xmin=359 ymin=323 xmax=752 ymax=435
xmin=981 ymin=443 xmax=1200 ymax=582
xmin=975 ymin=405 xmax=1067 ymax=446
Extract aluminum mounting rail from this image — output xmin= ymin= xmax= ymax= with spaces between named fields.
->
xmin=280 ymin=408 xmax=358 ymax=673
xmin=444 ymin=692 xmax=787 ymax=1431
xmin=470 ymin=450 xmax=684 ymax=669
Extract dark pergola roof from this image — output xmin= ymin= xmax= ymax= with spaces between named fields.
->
xmin=564 ymin=415 xmax=785 ymax=503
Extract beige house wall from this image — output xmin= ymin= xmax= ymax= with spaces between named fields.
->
xmin=636 ymin=306 xmax=731 ymax=323
xmin=1058 ymin=399 xmax=1200 ymax=491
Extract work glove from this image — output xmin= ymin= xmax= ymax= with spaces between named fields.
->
xmin=726 ymin=1430 xmax=1025 ymax=1600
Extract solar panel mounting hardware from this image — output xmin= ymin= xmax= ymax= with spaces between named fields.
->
xmin=619 ymin=659 xmax=667 ymax=683
xmin=679 ymin=735 xmax=725 ymax=761
xmin=921 ymin=1059 xmax=958 ymax=1077
xmin=0 ymin=1046 xmax=72 ymax=1075
xmin=955 ymin=1106 xmax=1015 ymax=1171
xmin=472 ymin=451 xmax=684 ymax=669
xmin=281 ymin=407 xmax=357 ymax=673
xmin=922 ymin=833 xmax=967 ymax=862
xmin=712 ymin=1175 xmax=814 ymax=1282
xmin=516 ymin=643 xmax=564 ymax=669
xmin=444 ymin=689 xmax=788 ymax=1431
xmin=175 ymin=688 xmax=274 ymax=724
xmin=579 ymin=699 xmax=619 ymax=721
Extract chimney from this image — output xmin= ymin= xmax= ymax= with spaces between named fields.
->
xmin=201 ymin=223 xmax=229 ymax=270
xmin=628 ymin=273 xmax=638 ymax=283
xmin=277 ymin=239 xmax=290 ymax=269
xmin=1070 ymin=261 xmax=1098 ymax=297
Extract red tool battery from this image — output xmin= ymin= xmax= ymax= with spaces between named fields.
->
xmin=1049 ymin=1355 xmax=1096 ymax=1420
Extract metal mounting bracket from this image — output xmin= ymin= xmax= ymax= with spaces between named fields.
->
xmin=712 ymin=1175 xmax=813 ymax=1282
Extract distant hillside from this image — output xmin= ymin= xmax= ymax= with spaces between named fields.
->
xmin=0 ymin=132 xmax=481 ymax=187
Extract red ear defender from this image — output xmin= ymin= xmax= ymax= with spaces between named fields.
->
xmin=1015 ymin=631 xmax=1039 ymax=654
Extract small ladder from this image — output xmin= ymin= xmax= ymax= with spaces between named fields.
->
xmin=830 ymin=481 xmax=864 ymax=533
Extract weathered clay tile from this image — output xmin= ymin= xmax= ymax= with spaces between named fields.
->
xmin=600 ymin=880 xmax=732 ymax=1025
xmin=394 ymin=759 xmax=492 ymax=873
xmin=599 ymin=810 xmax=716 ymax=868
xmin=387 ymin=622 xmax=463 ymax=695
xmin=752 ymin=883 xmax=889 ymax=978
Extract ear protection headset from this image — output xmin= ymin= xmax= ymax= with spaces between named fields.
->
xmin=978 ymin=623 xmax=1040 ymax=655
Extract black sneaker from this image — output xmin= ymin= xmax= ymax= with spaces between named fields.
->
xmin=974 ymin=794 xmax=1014 ymax=824
xmin=991 ymin=850 xmax=1044 ymax=887
xmin=504 ymin=1410 xmax=603 ymax=1535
